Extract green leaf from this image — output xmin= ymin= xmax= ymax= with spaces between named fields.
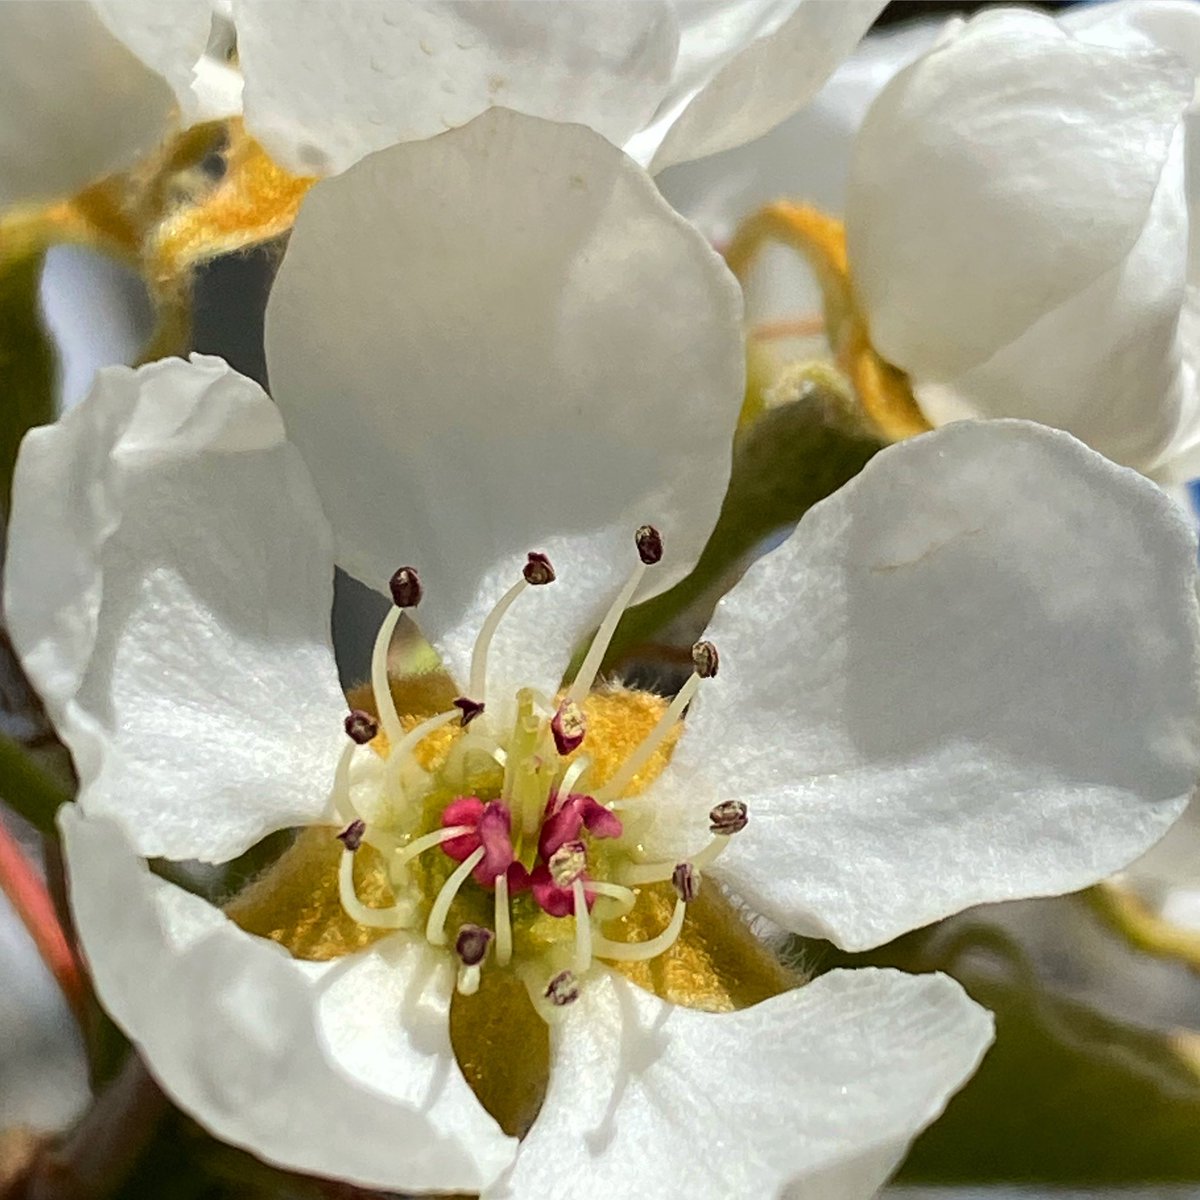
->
xmin=593 ymin=377 xmax=886 ymax=670
xmin=814 ymin=895 xmax=1200 ymax=1183
xmin=0 ymin=248 xmax=55 ymax=516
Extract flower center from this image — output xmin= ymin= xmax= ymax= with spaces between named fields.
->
xmin=328 ymin=528 xmax=746 ymax=1021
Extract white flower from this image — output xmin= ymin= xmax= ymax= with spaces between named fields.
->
xmin=0 ymin=0 xmax=237 ymax=208
xmin=229 ymin=0 xmax=887 ymax=176
xmin=8 ymin=111 xmax=1200 ymax=1196
xmin=666 ymin=2 xmax=1200 ymax=485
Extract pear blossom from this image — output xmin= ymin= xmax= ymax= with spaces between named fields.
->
xmin=229 ymin=0 xmax=886 ymax=177
xmin=665 ymin=3 xmax=1200 ymax=487
xmin=0 ymin=0 xmax=237 ymax=208
xmin=7 ymin=110 xmax=1200 ymax=1196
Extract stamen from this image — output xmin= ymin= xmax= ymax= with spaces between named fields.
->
xmin=567 ymin=525 xmax=664 ymax=704
xmin=691 ymin=640 xmax=720 ymax=679
xmin=494 ymin=871 xmax=513 ymax=966
xmin=469 ymin=556 xmax=550 ymax=702
xmin=635 ymin=524 xmax=664 ymax=565
xmin=338 ymin=850 xmax=413 ymax=929
xmin=453 ymin=696 xmax=485 ymax=727
xmin=584 ymin=879 xmax=637 ymax=917
xmin=592 ymin=898 xmax=686 ymax=962
xmin=391 ymin=823 xmax=474 ymax=874
xmin=457 ymin=964 xmax=482 ymax=996
xmin=337 ymin=819 xmax=366 ymax=852
xmin=344 ymin=709 xmax=379 ymax=744
xmin=329 ymin=740 xmax=357 ymax=822
xmin=389 ymin=566 xmax=423 ymax=609
xmin=572 ymin=878 xmax=592 ymax=975
xmin=386 ymin=707 xmax=463 ymax=794
xmin=619 ymin=814 xmax=746 ymax=884
xmin=426 ymin=846 xmax=485 ymax=946
xmin=549 ymin=840 xmax=587 ymax=888
xmin=455 ymin=923 xmax=493 ymax=967
xmin=551 ymin=700 xmax=586 ymax=756
xmin=545 ymin=969 xmax=581 ymax=1007
xmin=370 ymin=606 xmax=404 ymax=746
xmin=522 ymin=551 xmax=556 ymax=586
xmin=599 ymin=645 xmax=717 ymax=803
xmin=709 ymin=800 xmax=748 ymax=835
xmin=672 ymin=862 xmax=700 ymax=903
xmin=557 ymin=755 xmax=590 ymax=797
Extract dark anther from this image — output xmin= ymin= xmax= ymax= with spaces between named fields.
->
xmin=337 ymin=819 xmax=366 ymax=852
xmin=635 ymin=524 xmax=663 ymax=565
xmin=691 ymin=640 xmax=719 ymax=679
xmin=551 ymin=700 xmax=586 ymax=756
xmin=709 ymin=800 xmax=748 ymax=836
xmin=672 ymin=861 xmax=700 ymax=903
xmin=455 ymin=924 xmax=493 ymax=967
xmin=389 ymin=566 xmax=423 ymax=608
xmin=523 ymin=552 xmax=556 ymax=586
xmin=453 ymin=696 xmax=485 ymax=727
xmin=344 ymin=709 xmax=379 ymax=744
xmin=545 ymin=969 xmax=581 ymax=1007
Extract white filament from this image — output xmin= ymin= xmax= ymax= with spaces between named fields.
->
xmin=370 ymin=606 xmax=404 ymax=746
xmin=567 ymin=561 xmax=647 ymax=705
xmin=391 ymin=824 xmax=473 ymax=875
xmin=426 ymin=846 xmax=485 ymax=946
xmin=338 ymin=850 xmax=413 ymax=929
xmin=600 ymin=671 xmax=702 ymax=803
xmin=584 ymin=879 xmax=637 ymax=917
xmin=620 ymin=834 xmax=730 ymax=886
xmin=469 ymin=578 xmax=528 ymax=702
xmin=557 ymin=755 xmax=590 ymax=798
xmin=456 ymin=964 xmax=482 ymax=996
xmin=572 ymin=878 xmax=593 ymax=975
xmin=592 ymin=898 xmax=686 ymax=962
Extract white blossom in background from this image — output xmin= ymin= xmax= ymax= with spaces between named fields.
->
xmin=665 ymin=1 xmax=1200 ymax=486
xmin=230 ymin=0 xmax=886 ymax=176
xmin=4 ymin=110 xmax=1199 ymax=1196
xmin=0 ymin=0 xmax=237 ymax=208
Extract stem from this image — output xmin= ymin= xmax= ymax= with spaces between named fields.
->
xmin=0 ymin=819 xmax=85 ymax=1026
xmin=14 ymin=1055 xmax=167 ymax=1200
xmin=0 ymin=732 xmax=72 ymax=836
xmin=1085 ymin=880 xmax=1200 ymax=975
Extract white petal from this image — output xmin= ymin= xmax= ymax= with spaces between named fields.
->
xmin=266 ymin=109 xmax=742 ymax=702
xmin=650 ymin=421 xmax=1200 ymax=951
xmin=39 ymin=246 xmax=152 ymax=413
xmin=0 ymin=1 xmax=174 ymax=207
xmin=912 ymin=132 xmax=1190 ymax=471
xmin=846 ymin=9 xmax=1193 ymax=384
xmin=1127 ymin=788 xmax=1200 ymax=892
xmin=645 ymin=0 xmax=886 ymax=172
xmin=489 ymin=967 xmax=991 ymax=1200
xmin=658 ymin=19 xmax=941 ymax=244
xmin=61 ymin=808 xmax=515 ymax=1192
xmin=90 ymin=0 xmax=227 ymax=123
xmin=234 ymin=0 xmax=679 ymax=176
xmin=5 ymin=356 xmax=345 ymax=863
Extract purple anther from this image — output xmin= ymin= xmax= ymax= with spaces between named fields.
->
xmin=337 ymin=819 xmax=366 ymax=852
xmin=523 ymin=552 xmax=556 ymax=586
xmin=344 ymin=709 xmax=379 ymax=744
xmin=551 ymin=700 xmax=586 ymax=756
xmin=691 ymin=640 xmax=719 ymax=679
xmin=455 ymin=924 xmax=493 ymax=967
xmin=453 ymin=696 xmax=485 ymax=727
xmin=709 ymin=800 xmax=748 ymax=836
xmin=672 ymin=861 xmax=699 ymax=903
xmin=389 ymin=566 xmax=422 ymax=608
xmin=635 ymin=524 xmax=664 ymax=565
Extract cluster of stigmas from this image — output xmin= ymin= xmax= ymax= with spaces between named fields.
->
xmin=328 ymin=527 xmax=749 ymax=1020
